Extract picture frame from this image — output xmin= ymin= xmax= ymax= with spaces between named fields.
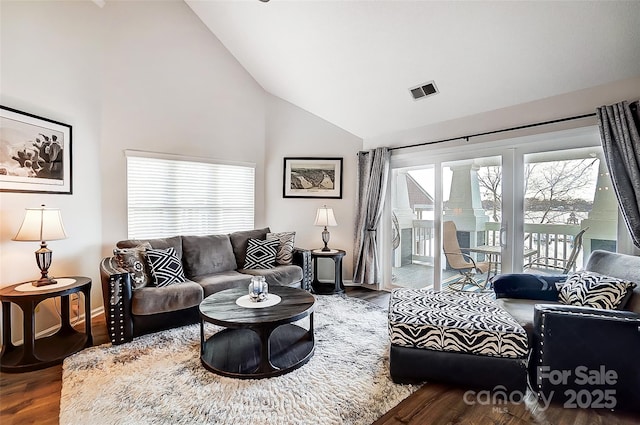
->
xmin=283 ymin=157 xmax=343 ymax=199
xmin=0 ymin=106 xmax=72 ymax=194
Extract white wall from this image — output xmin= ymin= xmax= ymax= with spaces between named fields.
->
xmin=99 ymin=0 xmax=266 ymax=252
xmin=0 ymin=0 xmax=268 ymax=340
xmin=265 ymin=95 xmax=362 ymax=280
xmin=0 ymin=0 xmax=104 ymax=334
xmin=365 ymin=75 xmax=640 ymax=150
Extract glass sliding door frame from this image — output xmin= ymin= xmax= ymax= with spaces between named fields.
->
xmin=384 ymin=126 xmax=605 ymax=291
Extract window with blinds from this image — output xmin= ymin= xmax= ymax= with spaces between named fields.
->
xmin=126 ymin=152 xmax=255 ymax=239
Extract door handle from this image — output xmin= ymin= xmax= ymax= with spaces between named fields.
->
xmin=499 ymin=225 xmax=507 ymax=248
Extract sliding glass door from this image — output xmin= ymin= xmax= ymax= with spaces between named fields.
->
xmin=522 ymin=147 xmax=617 ymax=273
xmin=440 ymin=156 xmax=503 ymax=290
xmin=390 ymin=165 xmax=437 ymax=289
xmin=388 ymin=155 xmax=504 ymax=291
xmin=385 ymin=126 xmax=617 ymax=291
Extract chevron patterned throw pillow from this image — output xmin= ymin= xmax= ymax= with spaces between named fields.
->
xmin=145 ymin=247 xmax=186 ymax=287
xmin=243 ymin=238 xmax=279 ymax=269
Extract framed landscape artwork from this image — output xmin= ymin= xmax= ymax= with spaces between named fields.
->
xmin=283 ymin=157 xmax=343 ymax=199
xmin=0 ymin=106 xmax=72 ymax=194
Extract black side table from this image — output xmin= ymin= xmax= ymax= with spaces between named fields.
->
xmin=311 ymin=249 xmax=346 ymax=295
xmin=0 ymin=276 xmax=92 ymax=373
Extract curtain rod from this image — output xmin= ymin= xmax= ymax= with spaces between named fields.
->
xmin=389 ymin=112 xmax=597 ymax=152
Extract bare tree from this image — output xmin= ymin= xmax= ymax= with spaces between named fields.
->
xmin=477 ymin=166 xmax=501 ymax=221
xmin=524 ymin=159 xmax=597 ymax=223
xmin=477 ymin=158 xmax=598 ymax=224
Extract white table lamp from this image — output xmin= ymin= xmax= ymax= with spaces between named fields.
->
xmin=314 ymin=205 xmax=337 ymax=252
xmin=13 ymin=205 xmax=67 ymax=286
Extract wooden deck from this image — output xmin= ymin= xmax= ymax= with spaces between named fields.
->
xmin=392 ymin=262 xmax=487 ymax=290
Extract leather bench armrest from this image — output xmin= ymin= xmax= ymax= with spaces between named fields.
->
xmin=293 ymin=247 xmax=312 ymax=291
xmin=100 ymin=257 xmax=134 ymax=345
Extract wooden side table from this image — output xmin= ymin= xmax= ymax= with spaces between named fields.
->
xmin=0 ymin=276 xmax=92 ymax=373
xmin=311 ymin=249 xmax=346 ymax=295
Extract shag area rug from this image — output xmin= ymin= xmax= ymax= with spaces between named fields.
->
xmin=60 ymin=295 xmax=419 ymax=425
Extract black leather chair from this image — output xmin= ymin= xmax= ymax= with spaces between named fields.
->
xmin=531 ymin=304 xmax=640 ymax=412
xmin=494 ymin=250 xmax=640 ymax=412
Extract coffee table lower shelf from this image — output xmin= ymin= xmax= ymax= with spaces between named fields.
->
xmin=200 ymin=323 xmax=314 ymax=379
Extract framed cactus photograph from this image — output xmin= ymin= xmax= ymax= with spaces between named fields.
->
xmin=0 ymin=106 xmax=72 ymax=194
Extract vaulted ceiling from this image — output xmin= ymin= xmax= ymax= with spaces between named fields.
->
xmin=186 ymin=1 xmax=640 ymax=140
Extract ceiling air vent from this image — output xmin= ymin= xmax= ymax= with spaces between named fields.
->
xmin=409 ymin=81 xmax=438 ymax=100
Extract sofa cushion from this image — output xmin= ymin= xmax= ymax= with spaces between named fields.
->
xmin=496 ymin=298 xmax=560 ymax=342
xmin=181 ymin=234 xmax=237 ymax=277
xmin=113 ymin=242 xmax=152 ymax=289
xmin=243 ymin=238 xmax=279 ymax=269
xmin=145 ymin=247 xmax=186 ymax=287
xmin=117 ymin=236 xmax=183 ymax=260
xmin=267 ymin=231 xmax=296 ymax=265
xmin=192 ymin=270 xmax=253 ymax=297
xmin=240 ymin=265 xmax=303 ymax=287
xmin=131 ymin=280 xmax=203 ymax=315
xmin=229 ymin=228 xmax=270 ymax=269
xmin=558 ymin=271 xmax=636 ymax=310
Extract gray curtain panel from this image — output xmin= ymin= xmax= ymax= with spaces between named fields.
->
xmin=596 ymin=100 xmax=640 ymax=248
xmin=353 ymin=147 xmax=390 ymax=285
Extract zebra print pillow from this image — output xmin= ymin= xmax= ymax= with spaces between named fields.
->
xmin=267 ymin=232 xmax=296 ymax=265
xmin=558 ymin=271 xmax=636 ymax=310
xmin=388 ymin=289 xmax=528 ymax=359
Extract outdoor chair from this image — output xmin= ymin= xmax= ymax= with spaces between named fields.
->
xmin=443 ymin=221 xmax=490 ymax=291
xmin=524 ymin=227 xmax=589 ymax=274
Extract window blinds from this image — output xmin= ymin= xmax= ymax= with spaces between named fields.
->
xmin=126 ymin=153 xmax=255 ymax=239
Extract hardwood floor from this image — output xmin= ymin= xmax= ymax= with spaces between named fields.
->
xmin=1 ymin=286 xmax=638 ymax=425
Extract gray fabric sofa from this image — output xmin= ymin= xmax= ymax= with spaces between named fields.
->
xmin=100 ymin=227 xmax=311 ymax=345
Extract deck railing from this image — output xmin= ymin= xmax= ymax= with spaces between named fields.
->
xmin=411 ymin=220 xmax=584 ymax=271
xmin=412 ymin=219 xmax=435 ymax=263
xmin=484 ymin=221 xmax=583 ymax=270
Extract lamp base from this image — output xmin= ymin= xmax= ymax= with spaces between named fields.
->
xmin=321 ymin=227 xmax=331 ymax=251
xmin=33 ymin=244 xmax=56 ymax=287
xmin=32 ymin=277 xmax=58 ymax=287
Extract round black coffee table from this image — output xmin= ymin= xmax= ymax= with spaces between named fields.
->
xmin=199 ymin=286 xmax=315 ymax=379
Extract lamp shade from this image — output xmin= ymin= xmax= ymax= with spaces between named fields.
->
xmin=13 ymin=206 xmax=67 ymax=242
xmin=314 ymin=206 xmax=337 ymax=227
